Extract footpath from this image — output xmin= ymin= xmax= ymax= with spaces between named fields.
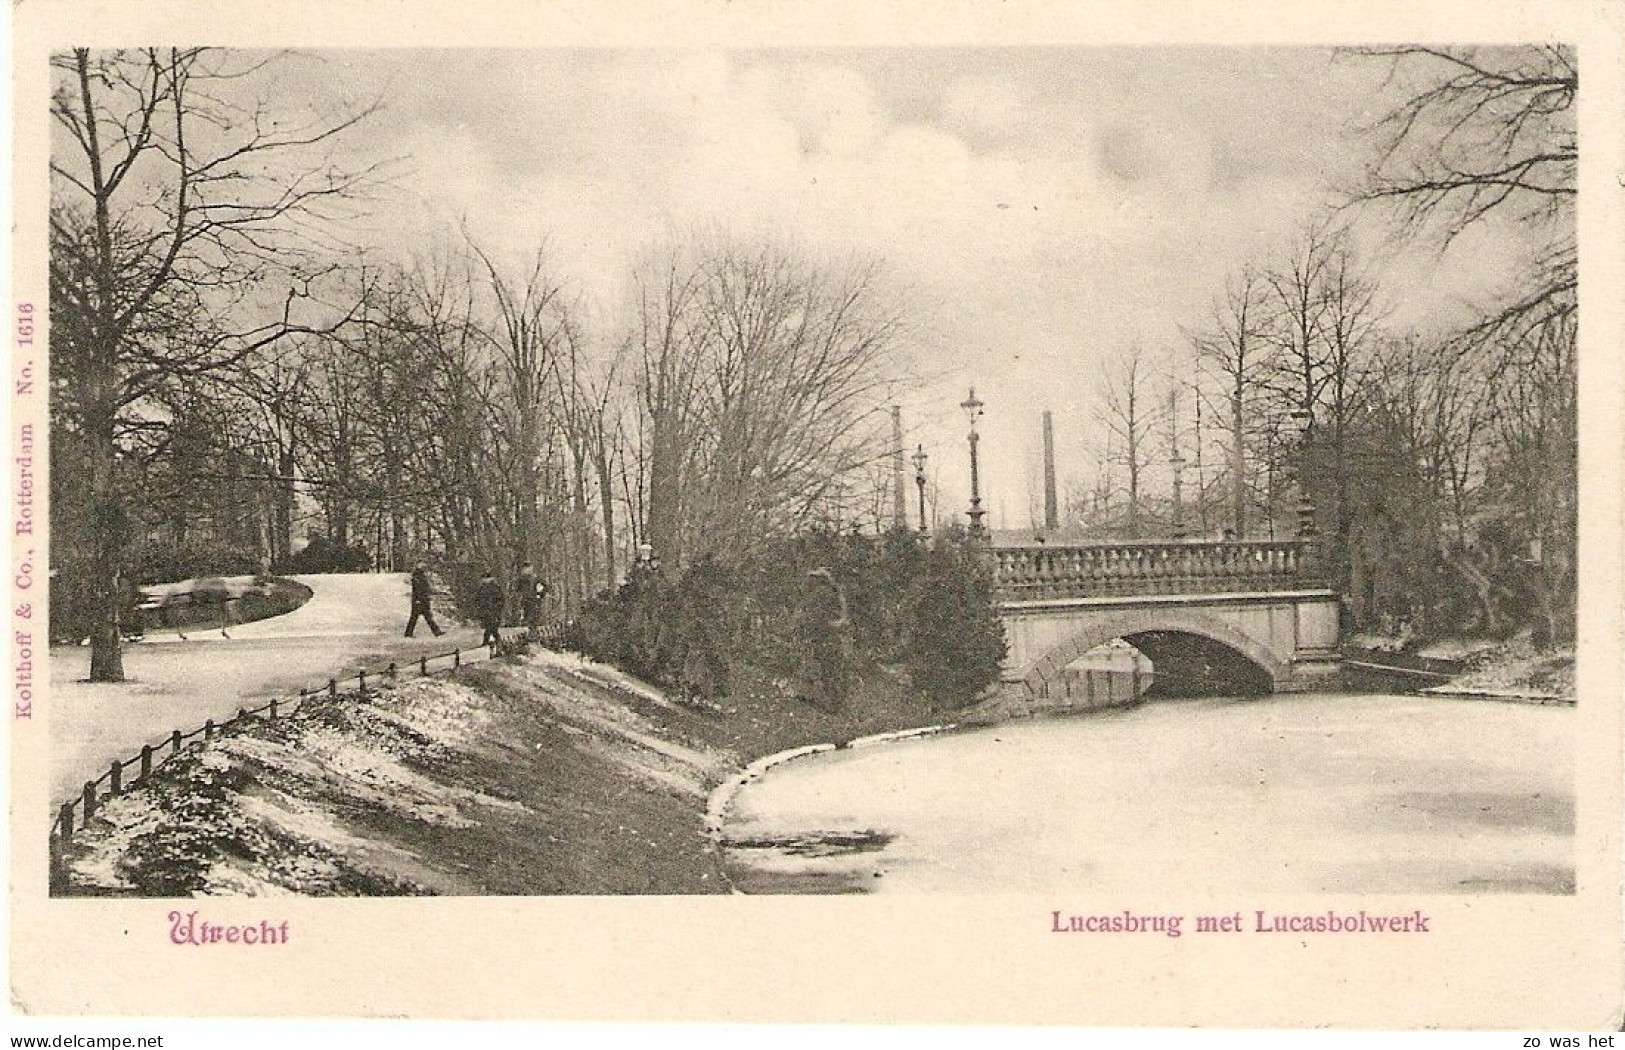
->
xmin=55 ymin=646 xmax=943 ymax=895
xmin=49 ymin=573 xmax=485 ymax=803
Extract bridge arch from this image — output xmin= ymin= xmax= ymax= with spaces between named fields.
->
xmin=1016 ymin=606 xmax=1291 ymax=698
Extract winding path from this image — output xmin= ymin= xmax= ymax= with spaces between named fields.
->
xmin=49 ymin=573 xmax=486 ymax=802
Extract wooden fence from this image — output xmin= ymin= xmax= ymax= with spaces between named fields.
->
xmin=50 ymin=643 xmax=495 ymax=847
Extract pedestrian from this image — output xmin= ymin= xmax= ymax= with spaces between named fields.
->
xmin=193 ymin=576 xmax=235 ymax=639
xmin=514 ymin=560 xmax=547 ymax=637
xmin=473 ymin=570 xmax=505 ymax=648
xmin=404 ymin=562 xmax=444 ymax=638
xmin=157 ymin=587 xmax=190 ymax=641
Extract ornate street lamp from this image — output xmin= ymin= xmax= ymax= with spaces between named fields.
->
xmin=912 ymin=444 xmax=930 ymax=535
xmin=961 ymin=387 xmax=988 ymax=539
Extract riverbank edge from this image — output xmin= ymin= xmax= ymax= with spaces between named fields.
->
xmin=703 ymin=726 xmax=960 ymax=836
xmin=701 ymin=682 xmax=1154 ymax=889
xmin=1342 ymin=638 xmax=1575 ymax=706
xmin=704 ymin=724 xmax=999 ymax=893
xmin=1418 ymin=686 xmax=1575 ymax=707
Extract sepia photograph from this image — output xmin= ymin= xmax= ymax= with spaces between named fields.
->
xmin=42 ymin=41 xmax=1580 ymax=899
xmin=10 ymin=0 xmax=1623 ymax=1030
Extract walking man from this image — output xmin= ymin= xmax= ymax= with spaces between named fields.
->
xmin=193 ymin=576 xmax=236 ymax=639
xmin=158 ymin=587 xmax=190 ymax=641
xmin=473 ymin=570 xmax=505 ymax=648
xmin=404 ymin=563 xmax=444 ymax=638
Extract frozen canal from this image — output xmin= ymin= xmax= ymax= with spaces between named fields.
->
xmin=720 ymin=693 xmax=1574 ymax=895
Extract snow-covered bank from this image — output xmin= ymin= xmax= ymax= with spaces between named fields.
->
xmin=55 ymin=646 xmax=944 ymax=896
xmin=50 ymin=572 xmax=486 ymax=802
xmin=1421 ymin=636 xmax=1575 ymax=705
xmin=1345 ymin=632 xmax=1576 ymax=705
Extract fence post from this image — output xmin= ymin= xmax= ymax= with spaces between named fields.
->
xmin=419 ymin=655 xmax=428 ymax=676
xmin=171 ymin=729 xmax=182 ymax=756
xmin=328 ymin=678 xmax=337 ymax=697
xmin=358 ymin=670 xmax=366 ymax=693
xmin=82 ymin=782 xmax=97 ymax=822
xmin=140 ymin=745 xmax=152 ymax=781
xmin=109 ymin=761 xmax=121 ymax=796
xmin=269 ymin=698 xmax=278 ymax=721
xmin=58 ymin=802 xmax=74 ymax=840
xmin=48 ymin=834 xmax=69 ymax=895
xmin=204 ymin=718 xmax=215 ymax=741
xmin=454 ymin=649 xmax=461 ymax=669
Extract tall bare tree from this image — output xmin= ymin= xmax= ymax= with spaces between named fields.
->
xmin=631 ymin=236 xmax=905 ymax=567
xmin=1354 ymin=46 xmax=1576 ymax=340
xmin=1353 ymin=44 xmax=1578 ymax=643
xmin=1187 ymin=267 xmax=1270 ymax=537
xmin=1097 ymin=345 xmax=1162 ymax=538
xmin=468 ymin=240 xmax=575 ymax=573
xmin=50 ymin=48 xmax=379 ymax=679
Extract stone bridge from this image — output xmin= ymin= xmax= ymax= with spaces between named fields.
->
xmin=989 ymin=540 xmax=1342 ymax=698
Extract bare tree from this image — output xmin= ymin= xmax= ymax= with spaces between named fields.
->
xmin=1187 ymin=267 xmax=1270 ymax=537
xmin=630 ymin=236 xmax=906 ymax=567
xmin=1097 ymin=345 xmax=1162 ymax=538
xmin=1262 ymin=223 xmax=1336 ymax=422
xmin=1314 ymin=237 xmax=1386 ymax=591
xmin=631 ymin=247 xmax=708 ymax=566
xmin=299 ymin=333 xmax=370 ymax=552
xmin=1352 ymin=45 xmax=1577 ymax=644
xmin=1486 ymin=316 xmax=1577 ymax=645
xmin=1353 ymin=45 xmax=1576 ymax=340
xmin=50 ymin=48 xmax=379 ymax=679
xmin=468 ymin=239 xmax=575 ymax=573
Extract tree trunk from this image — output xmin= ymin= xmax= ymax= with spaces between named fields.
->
xmin=88 ymin=409 xmax=126 ymax=681
xmin=1445 ymin=549 xmax=1501 ymax=635
xmin=274 ymin=448 xmax=295 ymax=566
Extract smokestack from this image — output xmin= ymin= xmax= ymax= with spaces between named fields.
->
xmin=1042 ymin=409 xmax=1059 ymax=531
xmin=891 ymin=405 xmax=907 ymax=531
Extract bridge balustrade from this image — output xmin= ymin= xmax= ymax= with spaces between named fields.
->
xmin=990 ymin=540 xmax=1319 ymax=600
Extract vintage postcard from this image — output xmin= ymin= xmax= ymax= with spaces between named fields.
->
xmin=8 ymin=0 xmax=1623 ymax=1030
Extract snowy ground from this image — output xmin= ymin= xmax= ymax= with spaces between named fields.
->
xmin=722 ymin=692 xmax=1575 ymax=895
xmin=49 ymin=573 xmax=486 ymax=803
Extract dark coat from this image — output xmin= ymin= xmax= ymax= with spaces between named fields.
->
xmin=516 ymin=570 xmax=546 ymax=614
xmin=410 ymin=569 xmax=433 ymax=608
xmin=473 ymin=577 xmax=505 ymax=624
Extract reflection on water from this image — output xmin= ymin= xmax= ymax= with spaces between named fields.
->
xmin=720 ymin=692 xmax=1575 ymax=895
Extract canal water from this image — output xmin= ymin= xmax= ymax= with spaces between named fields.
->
xmin=720 ymin=692 xmax=1574 ymax=895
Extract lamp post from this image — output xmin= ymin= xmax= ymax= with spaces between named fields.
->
xmin=961 ymin=387 xmax=988 ymax=539
xmin=912 ymin=444 xmax=930 ymax=535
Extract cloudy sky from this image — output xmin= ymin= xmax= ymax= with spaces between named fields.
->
xmin=284 ymin=46 xmax=1524 ymax=530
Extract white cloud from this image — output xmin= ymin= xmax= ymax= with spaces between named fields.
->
xmin=305 ymin=47 xmax=1520 ymax=525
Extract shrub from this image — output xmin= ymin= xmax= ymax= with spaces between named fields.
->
xmin=902 ymin=537 xmax=1008 ymax=709
xmin=137 ymin=541 xmax=260 ymax=585
xmin=566 ymin=530 xmax=1007 ymax=711
xmin=284 ymin=535 xmax=373 ymax=574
